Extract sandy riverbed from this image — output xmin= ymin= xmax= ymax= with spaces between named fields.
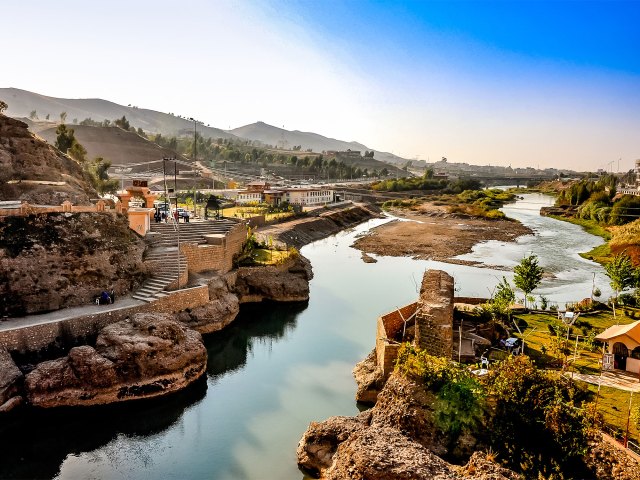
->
xmin=352 ymin=204 xmax=532 ymax=265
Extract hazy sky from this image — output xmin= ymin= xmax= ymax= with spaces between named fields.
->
xmin=3 ymin=0 xmax=639 ymax=170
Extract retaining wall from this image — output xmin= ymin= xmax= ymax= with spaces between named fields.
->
xmin=0 ymin=285 xmax=209 ymax=354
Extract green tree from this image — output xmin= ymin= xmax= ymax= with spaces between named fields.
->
xmin=54 ymin=124 xmax=75 ymax=153
xmin=55 ymin=124 xmax=86 ymax=162
xmin=0 ymin=100 xmax=7 ymax=114
xmin=85 ymin=157 xmax=118 ymax=194
xmin=114 ymin=115 xmax=130 ymax=130
xmin=60 ymin=111 xmax=67 ymax=123
xmin=604 ymin=252 xmax=634 ymax=302
xmin=29 ymin=110 xmax=37 ymax=120
xmin=45 ymin=113 xmax=50 ymax=120
xmin=513 ymin=254 xmax=544 ymax=309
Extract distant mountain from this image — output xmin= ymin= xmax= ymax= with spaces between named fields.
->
xmin=1 ymin=88 xmax=407 ymax=166
xmin=0 ymin=87 xmax=236 ymax=140
xmin=228 ymin=121 xmax=407 ymax=165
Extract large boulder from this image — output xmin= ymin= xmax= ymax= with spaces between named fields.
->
xmin=297 ymin=372 xmax=511 ymax=480
xmin=24 ymin=313 xmax=206 ymax=407
xmin=0 ymin=347 xmax=23 ymax=412
xmin=297 ymin=414 xmax=519 ymax=480
xmin=178 ymin=275 xmax=240 ymax=334
xmin=234 ymin=254 xmax=313 ymax=303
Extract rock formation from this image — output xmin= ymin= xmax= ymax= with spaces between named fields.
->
xmin=0 ymin=114 xmax=95 ymax=205
xmin=297 ymin=376 xmax=520 ymax=480
xmin=0 ymin=212 xmax=146 ymax=316
xmin=178 ymin=275 xmax=240 ymax=334
xmin=24 ymin=313 xmax=206 ymax=407
xmin=0 ymin=113 xmax=146 ymax=316
xmin=234 ymin=254 xmax=313 ymax=303
xmin=0 ymin=347 xmax=23 ymax=412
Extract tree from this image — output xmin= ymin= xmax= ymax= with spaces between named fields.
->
xmin=513 ymin=254 xmax=544 ymax=309
xmin=54 ymin=124 xmax=75 ymax=153
xmin=85 ymin=157 xmax=118 ymax=194
xmin=45 ymin=113 xmax=50 ymax=120
xmin=29 ymin=110 xmax=37 ymax=120
xmin=55 ymin=124 xmax=86 ymax=162
xmin=60 ymin=111 xmax=67 ymax=123
xmin=114 ymin=115 xmax=130 ymax=130
xmin=604 ymin=252 xmax=634 ymax=302
xmin=0 ymin=100 xmax=7 ymax=114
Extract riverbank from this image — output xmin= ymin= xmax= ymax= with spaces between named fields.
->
xmin=352 ymin=203 xmax=532 ymax=263
xmin=254 ymin=202 xmax=382 ymax=248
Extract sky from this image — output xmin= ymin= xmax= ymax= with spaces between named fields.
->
xmin=2 ymin=0 xmax=639 ymax=170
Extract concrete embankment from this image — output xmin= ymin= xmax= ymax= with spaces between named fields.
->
xmin=255 ymin=202 xmax=382 ymax=249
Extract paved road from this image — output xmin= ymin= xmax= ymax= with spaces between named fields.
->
xmin=0 ymin=296 xmax=144 ymax=332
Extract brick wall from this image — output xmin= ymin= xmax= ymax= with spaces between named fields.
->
xmin=180 ymin=223 xmax=246 ymax=275
xmin=415 ymin=270 xmax=454 ymax=358
xmin=0 ymin=285 xmax=209 ymax=354
xmin=376 ymin=302 xmax=418 ymax=376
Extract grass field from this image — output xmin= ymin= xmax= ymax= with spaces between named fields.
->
xmin=506 ymin=310 xmax=640 ymax=443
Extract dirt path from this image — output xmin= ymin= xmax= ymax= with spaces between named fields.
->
xmin=352 ymin=205 xmax=532 ymax=264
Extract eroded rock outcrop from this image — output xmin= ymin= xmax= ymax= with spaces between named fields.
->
xmin=0 ymin=212 xmax=146 ymax=316
xmin=297 ymin=401 xmax=519 ymax=480
xmin=353 ymin=349 xmax=385 ymax=404
xmin=24 ymin=313 xmax=206 ymax=407
xmin=178 ymin=275 xmax=240 ymax=334
xmin=234 ymin=254 xmax=313 ymax=303
xmin=0 ymin=347 xmax=23 ymax=412
xmin=0 ymin=114 xmax=96 ymax=205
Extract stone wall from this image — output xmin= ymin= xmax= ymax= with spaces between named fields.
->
xmin=376 ymin=303 xmax=418 ymax=376
xmin=415 ymin=270 xmax=454 ymax=358
xmin=0 ymin=285 xmax=209 ymax=354
xmin=180 ymin=223 xmax=246 ymax=275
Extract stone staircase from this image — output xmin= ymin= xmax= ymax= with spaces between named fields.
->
xmin=132 ymin=219 xmax=241 ymax=303
xmin=132 ymin=247 xmax=188 ymax=302
xmin=148 ymin=219 xmax=239 ymax=247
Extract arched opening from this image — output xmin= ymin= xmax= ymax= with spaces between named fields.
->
xmin=631 ymin=346 xmax=640 ymax=360
xmin=613 ymin=342 xmax=629 ymax=370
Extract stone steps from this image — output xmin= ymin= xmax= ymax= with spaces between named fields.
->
xmin=132 ymin=250 xmax=187 ymax=303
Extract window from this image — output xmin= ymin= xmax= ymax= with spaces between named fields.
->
xmin=632 ymin=347 xmax=640 ymax=360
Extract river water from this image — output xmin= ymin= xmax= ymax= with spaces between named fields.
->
xmin=0 ymin=194 xmax=613 ymax=479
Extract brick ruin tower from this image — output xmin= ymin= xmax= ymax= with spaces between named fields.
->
xmin=414 ymin=270 xmax=454 ymax=357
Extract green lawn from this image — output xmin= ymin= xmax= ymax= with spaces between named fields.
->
xmin=508 ymin=310 xmax=639 ymax=443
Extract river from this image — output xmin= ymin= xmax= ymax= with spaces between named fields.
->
xmin=0 ymin=193 xmax=613 ymax=479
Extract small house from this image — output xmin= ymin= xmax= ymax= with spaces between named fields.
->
xmin=595 ymin=320 xmax=640 ymax=373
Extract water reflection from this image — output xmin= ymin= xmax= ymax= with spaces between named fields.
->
xmin=0 ymin=379 xmax=207 ymax=479
xmin=206 ymin=301 xmax=308 ymax=378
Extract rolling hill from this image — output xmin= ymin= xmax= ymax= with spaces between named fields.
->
xmin=0 ymin=87 xmax=236 ymax=140
xmin=1 ymin=88 xmax=408 ymax=166
xmin=228 ymin=121 xmax=407 ymax=165
xmin=37 ymin=124 xmax=189 ymax=172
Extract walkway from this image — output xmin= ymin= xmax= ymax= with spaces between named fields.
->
xmin=0 ymin=296 xmax=144 ymax=332
xmin=570 ymin=370 xmax=640 ymax=392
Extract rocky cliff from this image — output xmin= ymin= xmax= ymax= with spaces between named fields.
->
xmin=178 ymin=274 xmax=240 ymax=334
xmin=24 ymin=313 xmax=206 ymax=408
xmin=0 ymin=114 xmax=95 ymax=205
xmin=234 ymin=254 xmax=313 ymax=303
xmin=297 ymin=402 xmax=519 ymax=480
xmin=0 ymin=113 xmax=146 ymax=317
xmin=0 ymin=212 xmax=146 ymax=316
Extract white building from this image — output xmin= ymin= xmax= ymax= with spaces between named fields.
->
xmin=285 ymin=187 xmax=334 ymax=206
xmin=236 ymin=191 xmax=263 ymax=204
